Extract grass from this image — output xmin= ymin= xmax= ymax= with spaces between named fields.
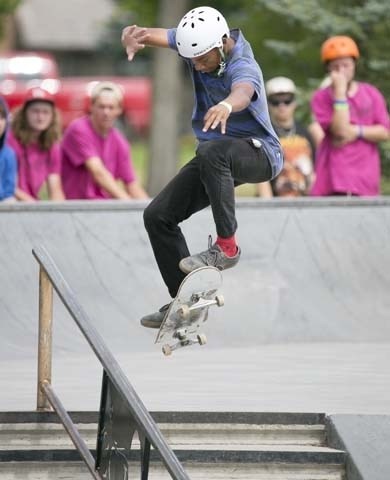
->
xmin=381 ymin=178 xmax=390 ymax=195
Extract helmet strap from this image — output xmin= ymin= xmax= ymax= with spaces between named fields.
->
xmin=216 ymin=47 xmax=227 ymax=77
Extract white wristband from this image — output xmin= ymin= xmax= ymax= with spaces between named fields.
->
xmin=218 ymin=101 xmax=233 ymax=114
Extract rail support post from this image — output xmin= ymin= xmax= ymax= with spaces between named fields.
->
xmin=37 ymin=266 xmax=53 ymax=411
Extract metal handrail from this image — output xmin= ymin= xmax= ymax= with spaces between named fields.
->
xmin=33 ymin=245 xmax=190 ymax=480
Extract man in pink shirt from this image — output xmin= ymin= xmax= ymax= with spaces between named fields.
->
xmin=61 ymin=81 xmax=148 ymax=200
xmin=310 ymin=36 xmax=390 ymax=196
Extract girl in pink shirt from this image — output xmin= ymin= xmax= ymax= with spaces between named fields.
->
xmin=310 ymin=36 xmax=390 ymax=196
xmin=9 ymin=87 xmax=64 ymax=201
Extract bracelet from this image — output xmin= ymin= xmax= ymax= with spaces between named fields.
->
xmin=218 ymin=101 xmax=233 ymax=114
xmin=357 ymin=124 xmax=364 ymax=139
xmin=333 ymin=102 xmax=349 ymax=111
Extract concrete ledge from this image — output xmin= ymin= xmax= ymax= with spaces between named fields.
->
xmin=326 ymin=415 xmax=390 ymax=480
xmin=0 ymin=411 xmax=326 ymax=425
xmin=0 ymin=196 xmax=390 ymax=213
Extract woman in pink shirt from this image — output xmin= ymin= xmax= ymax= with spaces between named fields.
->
xmin=310 ymin=36 xmax=390 ymax=196
xmin=8 ymin=87 xmax=64 ymax=201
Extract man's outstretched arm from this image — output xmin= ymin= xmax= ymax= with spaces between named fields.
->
xmin=121 ymin=26 xmax=169 ymax=61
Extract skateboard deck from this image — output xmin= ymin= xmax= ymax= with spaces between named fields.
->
xmin=155 ymin=266 xmax=224 ymax=355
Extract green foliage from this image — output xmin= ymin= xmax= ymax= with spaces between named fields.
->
xmin=115 ymin=0 xmax=390 ymax=99
xmin=0 ymin=0 xmax=20 ymax=16
xmin=233 ymin=0 xmax=390 ymax=99
xmin=117 ymin=0 xmax=388 ymax=96
xmin=0 ymin=0 xmax=20 ymax=38
xmin=118 ymin=0 xmax=158 ymax=25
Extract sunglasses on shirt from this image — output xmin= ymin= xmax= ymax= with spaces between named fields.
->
xmin=268 ymin=98 xmax=295 ymax=107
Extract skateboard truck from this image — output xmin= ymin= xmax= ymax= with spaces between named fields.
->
xmin=162 ymin=331 xmax=208 ymax=356
xmin=155 ymin=266 xmax=224 ymax=356
xmin=161 ymin=294 xmax=224 ymax=356
xmin=177 ymin=294 xmax=224 ymax=320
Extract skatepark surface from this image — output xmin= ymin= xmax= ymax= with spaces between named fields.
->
xmin=1 ymin=198 xmax=390 ymax=414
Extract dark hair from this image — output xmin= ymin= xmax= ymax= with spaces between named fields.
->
xmin=0 ymin=103 xmax=6 ymax=119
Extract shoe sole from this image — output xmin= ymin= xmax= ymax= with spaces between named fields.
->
xmin=179 ymin=259 xmax=239 ymax=274
xmin=140 ymin=319 xmax=163 ymax=329
xmin=178 ymin=259 xmax=197 ymax=274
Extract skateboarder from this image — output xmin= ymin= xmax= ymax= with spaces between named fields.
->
xmin=122 ymin=6 xmax=283 ymax=328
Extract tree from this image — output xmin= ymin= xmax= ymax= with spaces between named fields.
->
xmin=147 ymin=0 xmax=189 ymax=195
xmin=232 ymin=0 xmax=390 ymax=105
xmin=0 ymin=0 xmax=20 ymax=40
xmin=119 ymin=0 xmax=189 ymax=195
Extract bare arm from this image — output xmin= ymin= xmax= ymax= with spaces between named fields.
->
xmin=85 ymin=157 xmax=130 ymax=199
xmin=15 ymin=187 xmax=36 ymax=202
xmin=121 ymin=26 xmax=169 ymax=60
xmin=256 ymin=181 xmax=274 ymax=198
xmin=355 ymin=124 xmax=390 ymax=143
xmin=332 ymin=118 xmax=389 ymax=147
xmin=125 ymin=181 xmax=149 ymax=199
xmin=329 ymin=71 xmax=351 ymax=141
xmin=329 ymin=72 xmax=390 ymax=146
xmin=203 ymin=82 xmax=255 ymax=134
xmin=47 ymin=174 xmax=65 ymax=201
xmin=307 ymin=121 xmax=325 ymax=148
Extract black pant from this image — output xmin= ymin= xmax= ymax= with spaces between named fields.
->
xmin=144 ymin=137 xmax=272 ymax=297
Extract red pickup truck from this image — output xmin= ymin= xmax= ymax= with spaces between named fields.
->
xmin=0 ymin=51 xmax=151 ymax=137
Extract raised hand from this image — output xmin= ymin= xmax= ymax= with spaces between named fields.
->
xmin=121 ymin=25 xmax=150 ymax=61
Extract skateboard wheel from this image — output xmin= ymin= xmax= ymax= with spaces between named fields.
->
xmin=178 ymin=304 xmax=190 ymax=320
xmin=176 ymin=328 xmax=187 ymax=340
xmin=197 ymin=333 xmax=207 ymax=346
xmin=215 ymin=294 xmax=224 ymax=307
xmin=162 ymin=344 xmax=172 ymax=356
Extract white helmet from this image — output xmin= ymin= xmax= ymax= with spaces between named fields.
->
xmin=176 ymin=6 xmax=230 ymax=58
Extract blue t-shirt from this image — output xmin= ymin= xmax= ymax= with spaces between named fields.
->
xmin=167 ymin=28 xmax=283 ymax=178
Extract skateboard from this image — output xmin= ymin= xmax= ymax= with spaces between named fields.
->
xmin=155 ymin=266 xmax=224 ymax=356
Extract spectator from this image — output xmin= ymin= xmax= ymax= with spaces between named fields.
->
xmin=8 ymin=87 xmax=65 ymax=201
xmin=61 ymin=81 xmax=148 ymax=200
xmin=256 ymin=76 xmax=315 ymax=197
xmin=0 ymin=97 xmax=17 ymax=202
xmin=310 ymin=36 xmax=390 ymax=196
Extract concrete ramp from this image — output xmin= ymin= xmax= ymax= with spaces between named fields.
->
xmin=1 ymin=198 xmax=390 ymax=360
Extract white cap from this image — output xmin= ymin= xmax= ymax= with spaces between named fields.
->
xmin=265 ymin=76 xmax=296 ymax=96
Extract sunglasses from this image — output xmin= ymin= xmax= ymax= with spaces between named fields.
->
xmin=268 ymin=98 xmax=295 ymax=107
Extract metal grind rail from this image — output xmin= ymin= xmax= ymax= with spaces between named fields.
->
xmin=33 ymin=245 xmax=190 ymax=480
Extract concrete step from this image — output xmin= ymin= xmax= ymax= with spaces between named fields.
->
xmin=0 ymin=412 xmax=345 ymax=480
xmin=0 ymin=461 xmax=345 ymax=480
xmin=0 ymin=411 xmax=327 ymax=448
xmin=0 ymin=422 xmax=326 ymax=449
